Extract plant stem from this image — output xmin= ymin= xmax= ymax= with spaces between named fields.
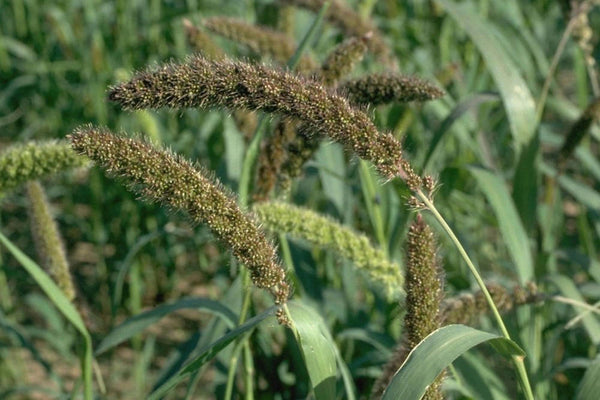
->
xmin=536 ymin=2 xmax=589 ymax=123
xmin=230 ymin=5 xmax=330 ymax=397
xmin=416 ymin=190 xmax=534 ymax=400
xmin=359 ymin=160 xmax=387 ymax=252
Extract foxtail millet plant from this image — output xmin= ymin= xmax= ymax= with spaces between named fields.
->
xmin=68 ymin=126 xmax=291 ymax=323
xmin=254 ymin=117 xmax=298 ymax=201
xmin=107 ymin=55 xmax=423 ymax=187
xmin=274 ymin=69 xmax=445 ymax=194
xmin=317 ymin=33 xmax=371 ymax=86
xmin=371 ymin=214 xmax=445 ymax=399
xmin=0 ymin=141 xmax=88 ymax=195
xmin=253 ymin=201 xmax=403 ymax=298
xmin=26 ymin=180 xmax=76 ymax=302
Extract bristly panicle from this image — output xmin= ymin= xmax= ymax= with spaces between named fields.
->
xmin=318 ymin=34 xmax=370 ymax=86
xmin=26 ymin=181 xmax=76 ymax=302
xmin=253 ymin=201 xmax=404 ymax=298
xmin=277 ymin=125 xmax=321 ymax=190
xmin=279 ymin=0 xmax=394 ymax=67
xmin=338 ymin=73 xmax=445 ymax=106
xmin=68 ymin=126 xmax=290 ymax=324
xmin=371 ymin=215 xmax=445 ymax=399
xmin=441 ymin=282 xmax=540 ymax=325
xmin=108 ymin=55 xmax=420 ymax=183
xmin=0 ymin=141 xmax=88 ymax=196
xmin=203 ymin=16 xmax=316 ymax=71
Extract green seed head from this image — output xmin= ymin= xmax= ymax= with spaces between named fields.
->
xmin=26 ymin=181 xmax=76 ymax=302
xmin=0 ymin=141 xmax=88 ymax=196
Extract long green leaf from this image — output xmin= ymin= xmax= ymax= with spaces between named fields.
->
xmin=382 ymin=324 xmax=524 ymax=400
xmin=289 ymin=301 xmax=337 ymax=400
xmin=438 ymin=0 xmax=536 ymax=149
xmin=470 ymin=167 xmax=534 ymax=284
xmin=576 ymin=354 xmax=600 ymax=400
xmin=96 ymin=297 xmax=238 ymax=355
xmin=0 ymin=231 xmax=93 ymax=400
xmin=148 ymin=308 xmax=272 ymax=399
xmin=422 ymin=92 xmax=499 ymax=171
xmin=540 ymin=162 xmax=600 ymax=210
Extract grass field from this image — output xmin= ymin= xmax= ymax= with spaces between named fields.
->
xmin=2 ymin=0 xmax=600 ymax=399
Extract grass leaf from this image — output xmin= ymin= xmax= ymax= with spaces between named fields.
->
xmin=148 ymin=308 xmax=273 ymax=399
xmin=289 ymin=301 xmax=337 ymax=400
xmin=95 ymin=297 xmax=238 ymax=355
xmin=0 ymin=230 xmax=93 ymax=400
xmin=470 ymin=166 xmax=534 ymax=283
xmin=382 ymin=324 xmax=524 ymax=400
xmin=576 ymin=354 xmax=600 ymax=400
xmin=549 ymin=275 xmax=600 ymax=344
xmin=438 ymin=0 xmax=536 ymax=149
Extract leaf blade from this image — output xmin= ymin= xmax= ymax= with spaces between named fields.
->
xmin=382 ymin=324 xmax=524 ymax=400
xmin=438 ymin=0 xmax=536 ymax=148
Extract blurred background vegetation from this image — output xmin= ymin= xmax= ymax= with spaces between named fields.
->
xmin=2 ymin=0 xmax=600 ymax=398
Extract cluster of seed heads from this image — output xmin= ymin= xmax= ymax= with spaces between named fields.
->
xmin=108 ymin=55 xmax=420 ymax=184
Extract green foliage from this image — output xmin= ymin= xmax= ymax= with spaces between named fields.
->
xmin=3 ymin=1 xmax=600 ymax=399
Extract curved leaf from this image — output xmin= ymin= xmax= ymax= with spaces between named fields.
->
xmin=576 ymin=354 xmax=600 ymax=400
xmin=382 ymin=324 xmax=524 ymax=400
xmin=289 ymin=301 xmax=337 ymax=400
xmin=0 ymin=231 xmax=93 ymax=400
xmin=470 ymin=167 xmax=534 ymax=284
xmin=96 ymin=297 xmax=238 ymax=355
xmin=549 ymin=275 xmax=600 ymax=344
xmin=423 ymin=92 xmax=499 ymax=171
xmin=438 ymin=0 xmax=536 ymax=149
xmin=148 ymin=308 xmax=272 ymax=400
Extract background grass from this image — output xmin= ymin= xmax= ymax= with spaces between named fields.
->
xmin=2 ymin=0 xmax=600 ymax=398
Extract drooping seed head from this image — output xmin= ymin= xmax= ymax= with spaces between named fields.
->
xmin=338 ymin=73 xmax=445 ymax=106
xmin=371 ymin=215 xmax=444 ymax=399
xmin=253 ymin=201 xmax=403 ymax=298
xmin=69 ymin=125 xmax=290 ymax=323
xmin=108 ymin=55 xmax=419 ymax=183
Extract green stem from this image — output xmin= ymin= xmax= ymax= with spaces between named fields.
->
xmin=358 ymin=160 xmax=387 ymax=252
xmin=238 ymin=116 xmax=268 ymax=207
xmin=416 ymin=190 xmax=534 ymax=400
xmin=230 ymin=5 xmax=330 ymax=397
xmin=535 ymin=6 xmax=579 ymax=123
xmin=243 ymin=343 xmax=255 ymax=400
